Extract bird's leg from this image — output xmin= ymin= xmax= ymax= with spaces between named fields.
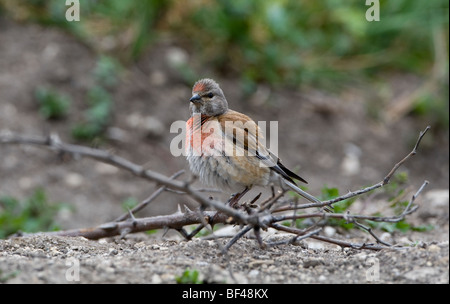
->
xmin=253 ymin=226 xmax=266 ymax=249
xmin=227 ymin=187 xmax=250 ymax=209
xmin=211 ymin=188 xmax=249 ymax=228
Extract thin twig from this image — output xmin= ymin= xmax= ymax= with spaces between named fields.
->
xmin=114 ymin=170 xmax=185 ymax=222
xmin=382 ymin=126 xmax=430 ymax=185
xmin=272 ymin=126 xmax=431 ymax=212
xmin=259 ymin=190 xmax=287 ymax=212
xmin=352 ymin=220 xmax=392 ymax=246
xmin=21 ymin=210 xmax=229 ymax=240
xmin=266 ymin=228 xmax=322 ymax=247
xmin=0 ymin=132 xmax=251 ymax=224
xmin=223 ymin=225 xmax=253 ymax=252
xmin=1 ymin=128 xmax=431 ymax=251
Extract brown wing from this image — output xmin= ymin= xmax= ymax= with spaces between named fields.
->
xmin=218 ymin=110 xmax=307 ymax=184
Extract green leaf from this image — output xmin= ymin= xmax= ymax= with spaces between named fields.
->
xmin=0 ymin=188 xmax=68 ymax=238
xmin=175 ymin=269 xmax=202 ymax=284
xmin=35 ymin=87 xmax=70 ymax=120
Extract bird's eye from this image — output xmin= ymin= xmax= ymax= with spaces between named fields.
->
xmin=206 ymin=93 xmax=214 ymax=98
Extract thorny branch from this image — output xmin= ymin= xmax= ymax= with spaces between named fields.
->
xmin=271 ymin=125 xmax=431 ymax=213
xmin=0 ymin=126 xmax=431 ymax=251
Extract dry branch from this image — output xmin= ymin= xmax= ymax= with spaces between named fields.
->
xmin=0 ymin=132 xmax=250 ymax=223
xmin=271 ymin=126 xmax=431 ymax=213
xmin=26 ymin=209 xmax=229 ymax=240
xmin=0 ymin=126 xmax=431 ymax=250
xmin=114 ymin=170 xmax=185 ymax=222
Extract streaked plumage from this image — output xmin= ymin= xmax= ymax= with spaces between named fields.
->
xmin=186 ymin=78 xmax=320 ymax=204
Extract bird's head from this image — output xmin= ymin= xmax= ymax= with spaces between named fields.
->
xmin=189 ymin=78 xmax=228 ymax=116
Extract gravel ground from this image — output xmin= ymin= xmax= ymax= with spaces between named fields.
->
xmin=0 ymin=221 xmax=448 ymax=284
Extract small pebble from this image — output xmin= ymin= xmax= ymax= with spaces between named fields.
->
xmin=428 ymin=244 xmax=441 ymax=253
xmin=65 ymin=172 xmax=83 ymax=188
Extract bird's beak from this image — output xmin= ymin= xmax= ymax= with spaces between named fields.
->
xmin=190 ymin=94 xmax=201 ymax=103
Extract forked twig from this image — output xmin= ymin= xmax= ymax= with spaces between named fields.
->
xmin=114 ymin=170 xmax=185 ymax=222
xmin=0 ymin=131 xmax=250 ymax=224
xmin=272 ymin=126 xmax=431 ymax=213
xmin=0 ymin=127 xmax=431 ymax=251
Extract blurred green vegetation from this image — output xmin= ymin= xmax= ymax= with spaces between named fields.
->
xmin=0 ymin=188 xmax=69 ymax=238
xmin=35 ymin=86 xmax=71 ymax=120
xmin=285 ymin=172 xmax=433 ymax=233
xmin=319 ymin=186 xmax=356 ymax=229
xmin=175 ymin=268 xmax=203 ymax=284
xmin=72 ymin=56 xmax=120 ymax=142
xmin=0 ymin=0 xmax=448 ymax=127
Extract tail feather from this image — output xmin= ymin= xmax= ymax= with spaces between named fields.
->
xmin=277 ymin=161 xmax=308 ymax=184
xmin=283 ymin=179 xmax=322 ymax=204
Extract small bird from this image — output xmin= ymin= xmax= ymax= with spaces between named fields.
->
xmin=186 ymin=78 xmax=320 ymax=206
